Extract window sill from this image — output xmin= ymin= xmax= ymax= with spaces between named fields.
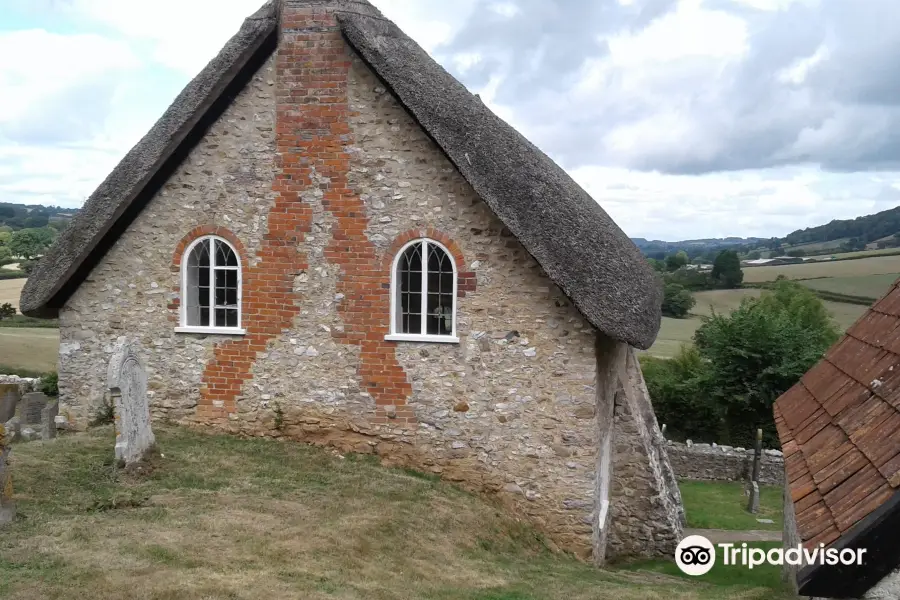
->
xmin=174 ymin=326 xmax=247 ymax=336
xmin=384 ymin=334 xmax=460 ymax=344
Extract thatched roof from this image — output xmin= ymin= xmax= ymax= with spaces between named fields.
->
xmin=21 ymin=0 xmax=662 ymax=349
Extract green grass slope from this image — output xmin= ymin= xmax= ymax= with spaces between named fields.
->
xmin=1 ymin=426 xmax=790 ymax=599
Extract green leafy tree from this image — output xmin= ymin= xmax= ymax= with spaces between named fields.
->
xmin=0 ymin=246 xmax=10 ymax=263
xmin=711 ymin=249 xmax=744 ymax=289
xmin=746 ymin=250 xmax=762 ymax=260
xmin=647 ymin=258 xmax=666 ymax=272
xmin=692 ymin=280 xmax=840 ymax=447
xmin=639 ymin=347 xmax=721 ymax=442
xmin=9 ymin=229 xmax=48 ymax=260
xmin=661 ymin=283 xmax=695 ymax=318
xmin=665 ymin=251 xmax=689 ymax=272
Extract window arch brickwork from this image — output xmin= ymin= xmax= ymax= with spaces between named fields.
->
xmin=169 ymin=225 xmax=247 ymax=325
xmin=382 ymin=228 xmax=476 ymax=297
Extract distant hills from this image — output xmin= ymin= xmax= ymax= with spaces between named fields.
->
xmin=633 ymin=204 xmax=900 ymax=257
xmin=0 ymin=202 xmax=77 ymax=232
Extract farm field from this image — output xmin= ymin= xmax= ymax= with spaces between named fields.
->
xmin=800 ymin=273 xmax=899 ymax=299
xmin=0 ymin=277 xmax=26 ymax=311
xmin=0 ymin=327 xmax=59 ymax=373
xmin=742 ymin=254 xmax=900 ymax=282
xmin=647 ymin=289 xmax=868 ymax=359
xmin=807 ymin=248 xmax=900 ymax=260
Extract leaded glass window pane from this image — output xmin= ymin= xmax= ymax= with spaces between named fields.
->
xmin=182 ymin=236 xmax=241 ymax=330
xmin=394 ymin=239 xmax=455 ymax=337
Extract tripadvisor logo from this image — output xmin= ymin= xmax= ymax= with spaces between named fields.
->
xmin=675 ymin=535 xmax=867 ymax=576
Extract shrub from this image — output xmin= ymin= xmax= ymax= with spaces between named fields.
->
xmin=661 ymin=283 xmax=695 ymax=318
xmin=40 ymin=372 xmax=59 ymax=397
xmin=0 ymin=303 xmax=15 ymax=320
xmin=640 ymin=347 xmax=722 ymax=443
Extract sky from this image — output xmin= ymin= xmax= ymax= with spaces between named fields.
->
xmin=2 ymin=0 xmax=900 ymax=241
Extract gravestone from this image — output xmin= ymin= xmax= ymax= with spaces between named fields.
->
xmin=107 ymin=337 xmax=155 ymax=466
xmin=41 ymin=401 xmax=59 ymax=441
xmin=0 ymin=424 xmax=13 ymax=525
xmin=0 ymin=384 xmax=19 ymax=423
xmin=21 ymin=392 xmax=48 ymax=425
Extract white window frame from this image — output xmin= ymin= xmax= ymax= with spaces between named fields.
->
xmin=385 ymin=238 xmax=459 ymax=344
xmin=175 ymin=235 xmax=246 ymax=335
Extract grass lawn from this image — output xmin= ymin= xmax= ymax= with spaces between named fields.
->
xmin=647 ymin=289 xmax=867 ymax=358
xmin=622 ymin=542 xmax=791 ymax=597
xmin=0 ymin=278 xmax=26 ymax=311
xmin=0 ymin=327 xmax=58 ymax=373
xmin=0 ymin=426 xmax=787 ymax=600
xmin=742 ymin=254 xmax=900 ymax=282
xmin=679 ymin=481 xmax=783 ymax=531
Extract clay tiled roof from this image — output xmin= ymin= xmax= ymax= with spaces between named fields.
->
xmin=775 ymin=276 xmax=900 ymax=597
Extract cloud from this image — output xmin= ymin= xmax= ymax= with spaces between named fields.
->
xmin=436 ymin=0 xmax=900 ymax=176
xmin=3 ymin=0 xmax=900 ymax=242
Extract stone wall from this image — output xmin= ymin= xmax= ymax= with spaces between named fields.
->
xmin=54 ymin=2 xmax=680 ymax=561
xmin=667 ymin=441 xmax=784 ymax=485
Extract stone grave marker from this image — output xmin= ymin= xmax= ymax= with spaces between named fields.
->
xmin=21 ymin=392 xmax=48 ymax=425
xmin=108 ymin=337 xmax=155 ymax=466
xmin=0 ymin=424 xmax=14 ymax=525
xmin=0 ymin=384 xmax=19 ymax=423
xmin=41 ymin=401 xmax=59 ymax=441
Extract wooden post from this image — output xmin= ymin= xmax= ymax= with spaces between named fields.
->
xmin=751 ymin=428 xmax=763 ymax=483
xmin=747 ymin=428 xmax=763 ymax=514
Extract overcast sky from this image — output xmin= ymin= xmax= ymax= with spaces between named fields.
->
xmin=2 ymin=0 xmax=899 ymax=241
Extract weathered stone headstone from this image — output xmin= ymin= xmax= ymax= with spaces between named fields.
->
xmin=21 ymin=392 xmax=47 ymax=425
xmin=41 ymin=401 xmax=59 ymax=441
xmin=0 ymin=424 xmax=14 ymax=525
xmin=0 ymin=384 xmax=19 ymax=423
xmin=108 ymin=337 xmax=155 ymax=466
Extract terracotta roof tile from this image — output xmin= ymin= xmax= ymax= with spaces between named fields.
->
xmin=780 ymin=384 xmax=822 ymax=432
xmin=802 ymin=360 xmax=852 ymax=406
xmin=847 ymin=311 xmax=900 ymax=348
xmin=871 ymin=284 xmax=900 ymax=317
xmin=775 ymin=274 xmax=900 ymax=565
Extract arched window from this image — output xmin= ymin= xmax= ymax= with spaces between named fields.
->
xmin=176 ymin=236 xmax=244 ymax=334
xmin=386 ymin=238 xmax=459 ymax=343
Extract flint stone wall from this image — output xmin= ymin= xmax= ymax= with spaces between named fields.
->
xmin=54 ymin=42 xmax=678 ymax=559
xmin=668 ymin=441 xmax=784 ymax=486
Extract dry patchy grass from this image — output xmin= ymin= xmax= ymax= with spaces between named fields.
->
xmin=0 ymin=278 xmax=26 ymax=311
xmin=0 ymin=327 xmax=59 ymax=372
xmin=743 ymin=254 xmax=900 ymax=282
xmin=0 ymin=426 xmax=791 ymax=600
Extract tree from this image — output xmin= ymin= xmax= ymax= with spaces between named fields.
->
xmin=746 ymin=251 xmax=762 ymax=260
xmin=647 ymin=258 xmax=666 ymax=272
xmin=0 ymin=303 xmax=15 ymax=320
xmin=711 ymin=249 xmax=744 ymax=289
xmin=8 ymin=229 xmax=48 ymax=260
xmin=693 ymin=280 xmax=840 ymax=447
xmin=665 ymin=251 xmax=689 ymax=272
xmin=661 ymin=283 xmax=695 ymax=318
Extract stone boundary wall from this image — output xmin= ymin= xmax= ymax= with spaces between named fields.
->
xmin=0 ymin=376 xmax=40 ymax=395
xmin=666 ymin=441 xmax=784 ymax=486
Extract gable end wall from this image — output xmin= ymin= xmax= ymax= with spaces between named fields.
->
xmin=57 ymin=4 xmax=677 ymax=560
